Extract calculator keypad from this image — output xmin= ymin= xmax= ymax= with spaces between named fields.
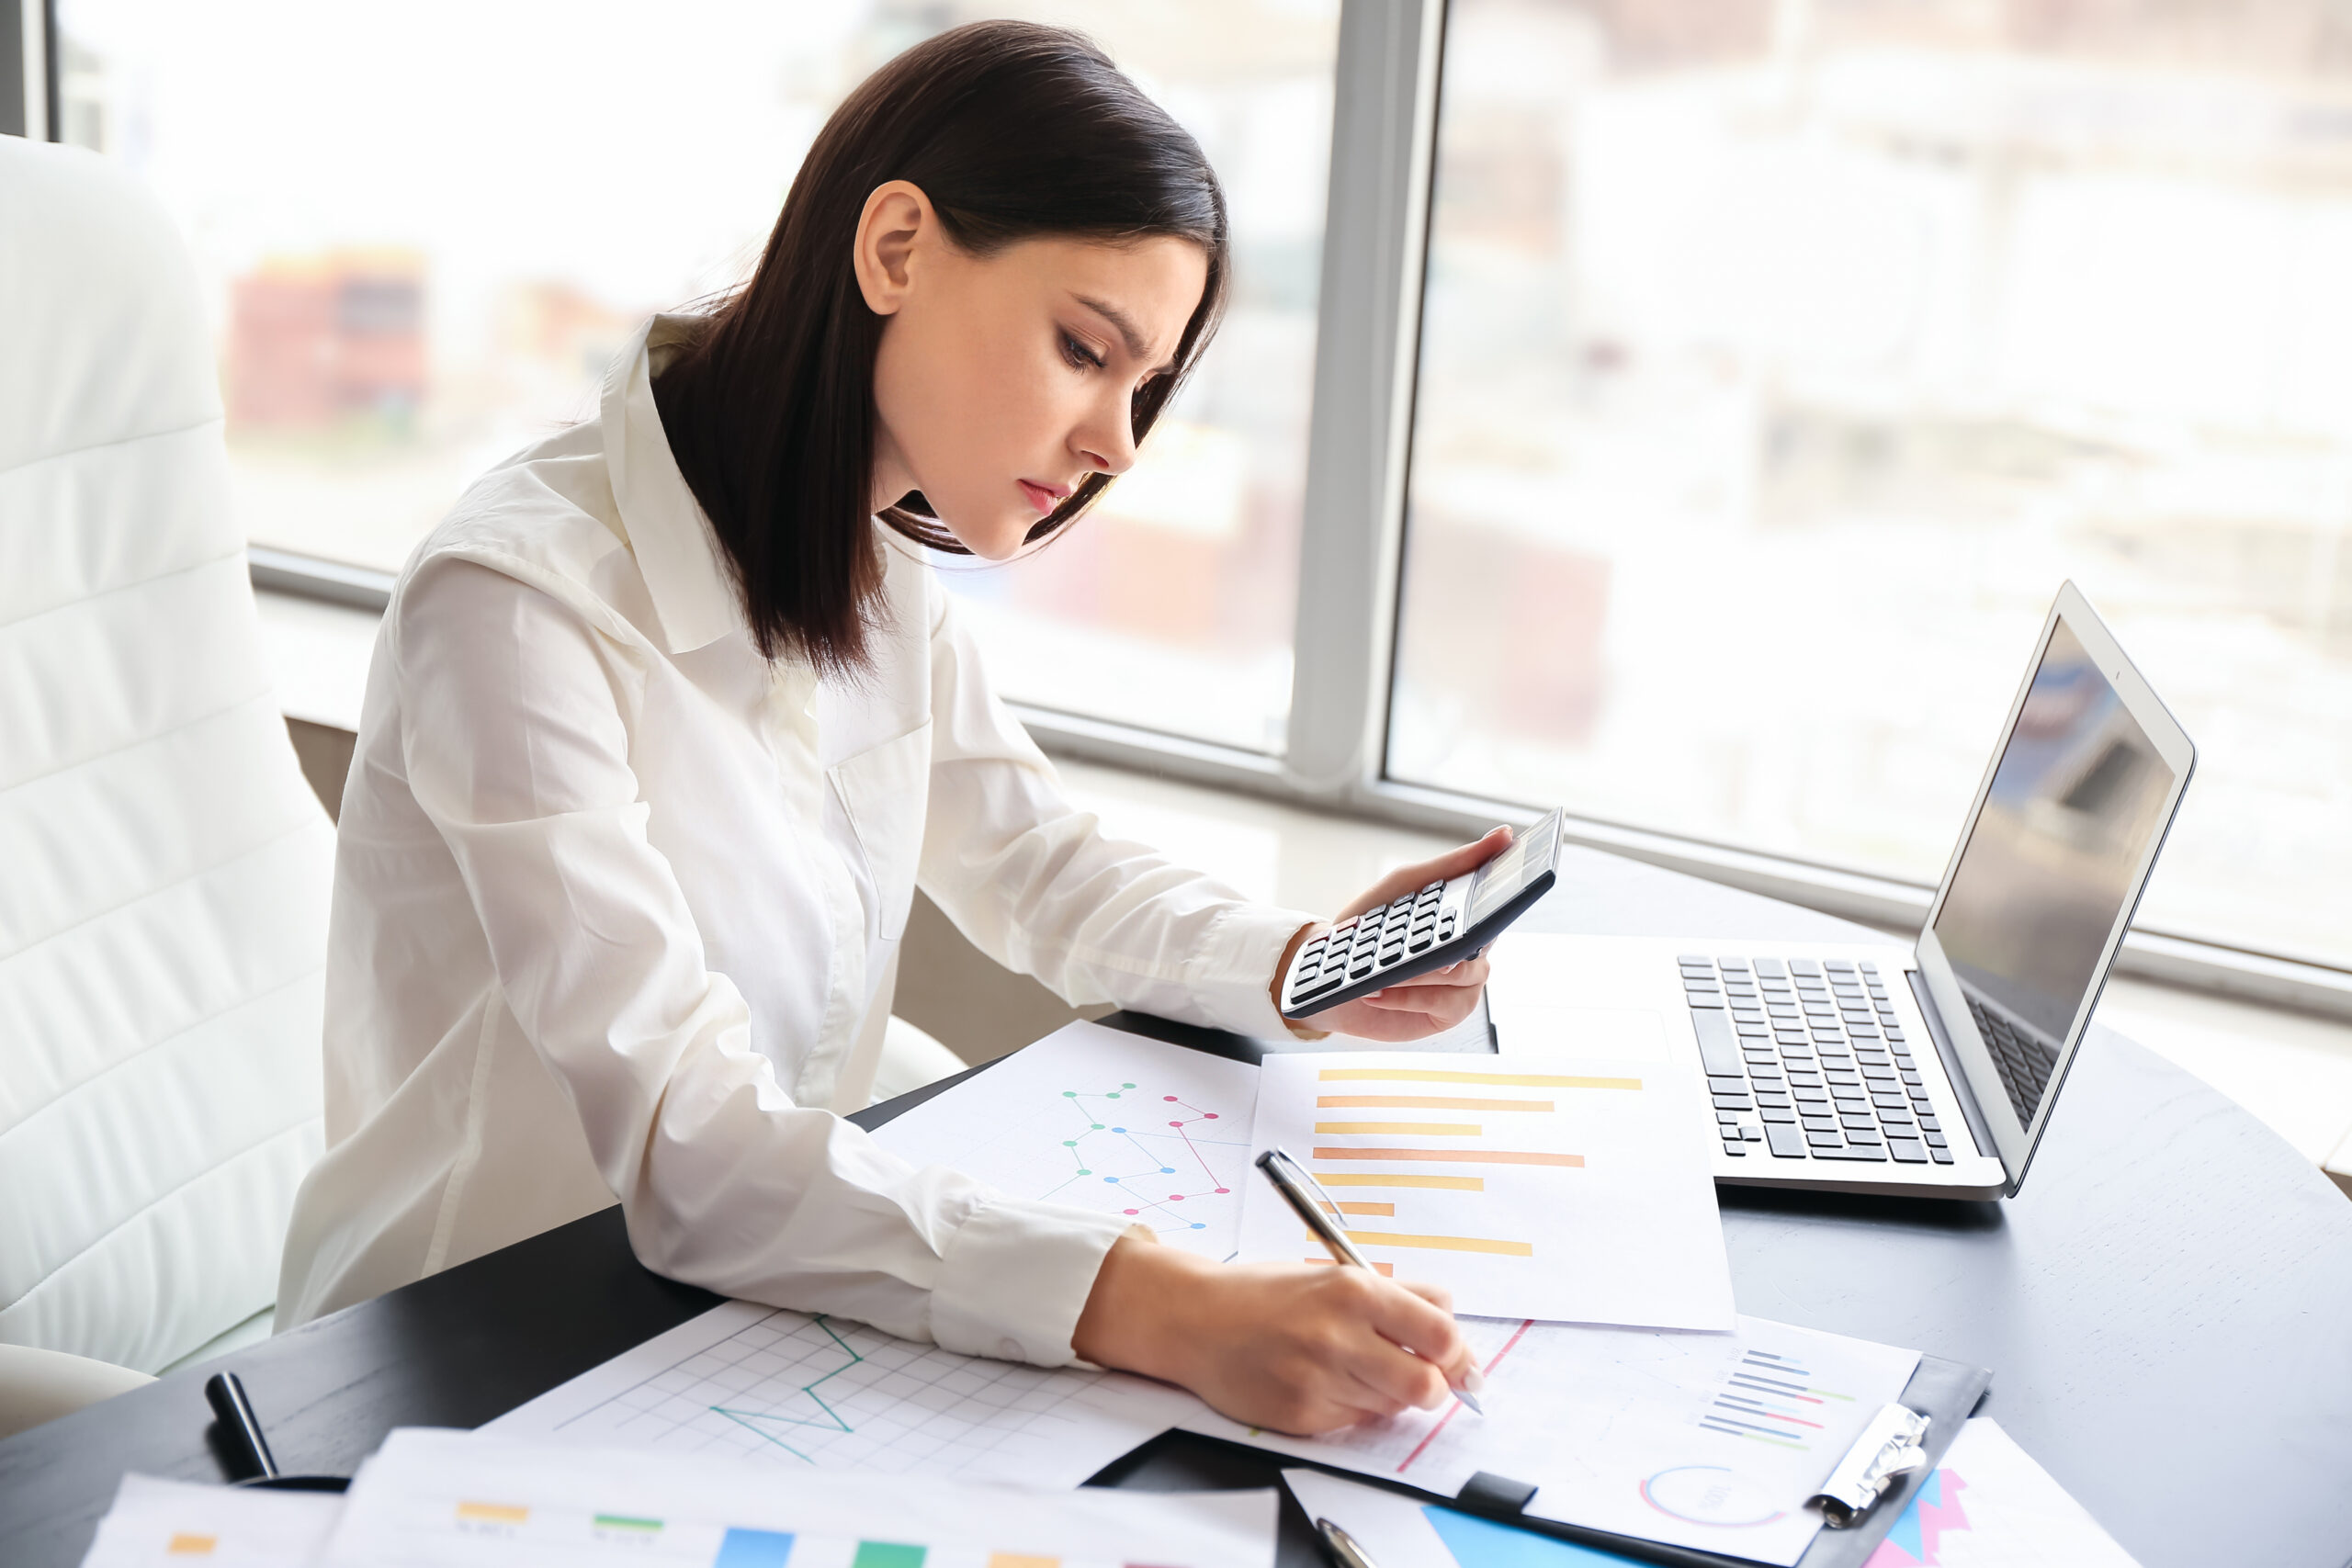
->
xmin=1284 ymin=880 xmax=1457 ymax=1011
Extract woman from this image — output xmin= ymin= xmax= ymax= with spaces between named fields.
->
xmin=278 ymin=19 xmax=1500 ymax=1435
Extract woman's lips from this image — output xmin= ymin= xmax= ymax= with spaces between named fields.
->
xmin=1018 ymin=479 xmax=1067 ymax=516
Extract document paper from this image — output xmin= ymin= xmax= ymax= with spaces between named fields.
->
xmin=1863 ymin=1417 xmax=2143 ymax=1568
xmin=321 ymin=1427 xmax=1275 ymax=1568
xmin=1186 ymin=1313 xmax=1921 ymax=1567
xmin=1238 ymin=1050 xmax=1735 ymax=1328
xmin=77 ymin=1474 xmax=343 ymax=1568
xmin=867 ymin=1019 xmax=1258 ymax=1258
xmin=484 ymin=1298 xmax=1198 ymax=1489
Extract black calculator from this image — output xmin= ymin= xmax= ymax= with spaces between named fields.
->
xmin=1278 ymin=808 xmax=1565 ymax=1021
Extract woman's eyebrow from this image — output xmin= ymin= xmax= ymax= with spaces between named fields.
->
xmin=1072 ymin=294 xmax=1175 ymax=373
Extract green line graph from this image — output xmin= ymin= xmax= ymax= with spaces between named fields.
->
xmin=710 ymin=1316 xmax=865 ymax=1462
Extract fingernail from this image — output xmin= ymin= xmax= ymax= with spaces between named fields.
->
xmin=1462 ymin=1363 xmax=1487 ymax=1393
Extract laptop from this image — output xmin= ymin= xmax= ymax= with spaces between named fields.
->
xmin=1522 ymin=582 xmax=2194 ymax=1198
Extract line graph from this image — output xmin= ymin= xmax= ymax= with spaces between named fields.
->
xmin=491 ymin=1300 xmax=1193 ymax=1488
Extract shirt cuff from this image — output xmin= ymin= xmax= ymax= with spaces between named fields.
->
xmin=1187 ymin=903 xmax=1321 ymax=1042
xmin=931 ymin=1197 xmax=1133 ymax=1367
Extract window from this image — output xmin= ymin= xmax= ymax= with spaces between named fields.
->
xmin=47 ymin=0 xmax=2347 ymax=992
xmin=53 ymin=0 xmax=1338 ymax=752
xmin=1389 ymin=0 xmax=2352 ymax=970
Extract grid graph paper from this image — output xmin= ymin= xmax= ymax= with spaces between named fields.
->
xmin=486 ymin=1299 xmax=1194 ymax=1487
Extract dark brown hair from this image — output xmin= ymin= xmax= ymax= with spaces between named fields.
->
xmin=650 ymin=20 xmax=1229 ymax=672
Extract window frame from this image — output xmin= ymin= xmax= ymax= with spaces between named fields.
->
xmin=208 ymin=0 xmax=2347 ymax=1018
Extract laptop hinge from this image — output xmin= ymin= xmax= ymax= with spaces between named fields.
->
xmin=1907 ymin=966 xmax=2004 ymax=1176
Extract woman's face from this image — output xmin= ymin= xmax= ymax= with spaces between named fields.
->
xmin=856 ymin=182 xmax=1208 ymax=561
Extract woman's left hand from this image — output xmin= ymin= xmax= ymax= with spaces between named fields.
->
xmin=1275 ymin=826 xmax=1515 ymax=1042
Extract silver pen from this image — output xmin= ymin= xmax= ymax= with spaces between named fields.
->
xmin=1316 ymin=1516 xmax=1383 ymax=1568
xmin=1255 ymin=1145 xmax=1485 ymax=1415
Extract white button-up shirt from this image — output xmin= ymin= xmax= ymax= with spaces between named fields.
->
xmin=276 ymin=316 xmax=1315 ymax=1364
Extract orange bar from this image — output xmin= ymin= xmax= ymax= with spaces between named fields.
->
xmin=456 ymin=1502 xmax=530 ymax=1526
xmin=1314 ymin=1146 xmax=1584 ymax=1168
xmin=1340 ymin=1230 xmax=1536 ymax=1257
xmin=1314 ymin=1172 xmax=1484 ymax=1190
xmin=1319 ymin=1068 xmax=1640 ymax=1090
xmin=1315 ymin=1201 xmax=1395 ymax=1216
xmin=1315 ymin=1122 xmax=1480 ymax=1136
xmin=1319 ymin=1095 xmax=1554 ymax=1111
xmin=1306 ymin=1258 xmax=1395 ymax=1275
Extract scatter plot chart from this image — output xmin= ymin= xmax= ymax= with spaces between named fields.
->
xmin=868 ymin=1021 xmax=1259 ymax=1258
xmin=1043 ymin=1080 xmax=1238 ymax=1236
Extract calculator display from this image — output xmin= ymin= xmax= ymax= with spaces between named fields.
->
xmin=1466 ymin=811 xmax=1560 ymax=924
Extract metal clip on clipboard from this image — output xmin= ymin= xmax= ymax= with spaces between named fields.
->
xmin=1810 ymin=1403 xmax=1933 ymax=1528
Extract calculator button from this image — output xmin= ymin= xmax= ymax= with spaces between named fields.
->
xmin=1294 ymin=976 xmax=1344 ymax=1003
xmin=1407 ymin=934 xmax=1433 ymax=953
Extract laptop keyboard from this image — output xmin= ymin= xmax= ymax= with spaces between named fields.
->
xmin=1966 ymin=996 xmax=2056 ymax=1127
xmin=1681 ymin=956 xmax=1952 ymax=1166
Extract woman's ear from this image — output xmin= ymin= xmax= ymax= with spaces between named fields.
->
xmin=854 ymin=180 xmax=935 ymax=316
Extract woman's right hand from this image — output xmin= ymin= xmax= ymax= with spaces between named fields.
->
xmin=1070 ymin=1229 xmax=1481 ymax=1434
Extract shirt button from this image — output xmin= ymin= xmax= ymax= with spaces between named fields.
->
xmin=997 ymin=1337 xmax=1023 ymax=1360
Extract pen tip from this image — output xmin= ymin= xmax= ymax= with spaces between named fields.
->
xmin=1454 ymin=1386 xmax=1485 ymax=1415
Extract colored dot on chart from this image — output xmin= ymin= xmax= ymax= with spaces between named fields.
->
xmin=1168 ymin=1121 xmax=1184 ymax=1128
xmin=1105 ymin=1093 xmax=1119 ymax=1100
xmin=1215 ymin=1188 xmax=1229 ymax=1194
xmin=1204 ymin=1112 xmax=1218 ymax=1120
xmin=1124 ymin=1209 xmax=1139 ymax=1216
xmin=1062 ymin=1090 xmax=1077 ymax=1098
xmin=1091 ymin=1123 xmax=1103 ymax=1130
xmin=1112 ymin=1127 xmax=1125 ymax=1134
xmin=1123 ymin=1083 xmax=1136 ymax=1089
xmin=1159 ymin=1167 xmax=1174 ymax=1174
xmin=1164 ymin=1096 xmax=1178 ymax=1102
xmin=1077 ymin=1169 xmax=1091 ymax=1175
xmin=1062 ymin=1140 xmax=1077 ymax=1147
xmin=1169 ymin=1193 xmax=1184 ymax=1201
xmin=1103 ymin=1176 xmax=1120 ymax=1183
xmin=1191 ymin=1223 xmax=1205 ymax=1230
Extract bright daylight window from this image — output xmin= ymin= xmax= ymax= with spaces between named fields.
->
xmin=52 ymin=0 xmax=1337 ymax=754
xmin=1390 ymin=0 xmax=2352 ymax=969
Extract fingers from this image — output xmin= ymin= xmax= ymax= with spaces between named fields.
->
xmin=1335 ymin=826 xmax=1515 ymax=920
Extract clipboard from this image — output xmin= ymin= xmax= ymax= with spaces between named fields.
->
xmin=1304 ymin=1353 xmax=1990 ymax=1568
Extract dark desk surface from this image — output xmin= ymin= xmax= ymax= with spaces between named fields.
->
xmin=6 ymin=845 xmax=2349 ymax=1566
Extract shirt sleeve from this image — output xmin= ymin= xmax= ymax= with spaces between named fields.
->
xmin=914 ymin=585 xmax=1319 ymax=1042
xmin=391 ymin=557 xmax=1129 ymax=1366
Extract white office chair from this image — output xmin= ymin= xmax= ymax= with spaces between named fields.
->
xmin=0 ymin=137 xmax=335 ymax=1435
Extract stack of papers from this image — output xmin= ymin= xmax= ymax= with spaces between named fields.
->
xmin=1276 ymin=1416 xmax=2143 ymax=1568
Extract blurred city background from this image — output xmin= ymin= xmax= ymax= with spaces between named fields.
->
xmin=52 ymin=0 xmax=2352 ymax=970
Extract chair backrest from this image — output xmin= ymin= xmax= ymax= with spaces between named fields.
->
xmin=0 ymin=137 xmax=334 ymax=1371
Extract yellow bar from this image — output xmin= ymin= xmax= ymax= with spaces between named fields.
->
xmin=988 ymin=1556 xmax=1061 ymax=1568
xmin=165 ymin=1536 xmax=216 ymax=1556
xmin=1315 ymin=1146 xmax=1584 ymax=1168
xmin=1314 ymin=1171 xmax=1484 ymax=1190
xmin=1315 ymin=1201 xmax=1395 ymax=1216
xmin=1340 ymin=1230 xmax=1536 ymax=1257
xmin=1319 ymin=1095 xmax=1554 ymax=1111
xmin=1306 ymin=1257 xmax=1395 ymax=1275
xmin=1315 ymin=1122 xmax=1481 ymax=1136
xmin=456 ymin=1503 xmax=531 ymax=1526
xmin=1318 ymin=1068 xmax=1641 ymax=1090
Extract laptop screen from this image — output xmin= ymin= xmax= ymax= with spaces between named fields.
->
xmin=1930 ymin=617 xmax=2178 ymax=1131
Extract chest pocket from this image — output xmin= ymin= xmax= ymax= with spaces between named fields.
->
xmin=828 ymin=718 xmax=933 ymax=942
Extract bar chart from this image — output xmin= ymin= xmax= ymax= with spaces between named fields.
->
xmin=1243 ymin=1053 xmax=1736 ymax=1328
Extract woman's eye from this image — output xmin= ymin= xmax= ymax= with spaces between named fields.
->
xmin=1061 ymin=333 xmax=1103 ymax=371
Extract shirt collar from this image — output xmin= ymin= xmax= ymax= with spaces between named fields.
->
xmin=602 ymin=313 xmax=741 ymax=656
